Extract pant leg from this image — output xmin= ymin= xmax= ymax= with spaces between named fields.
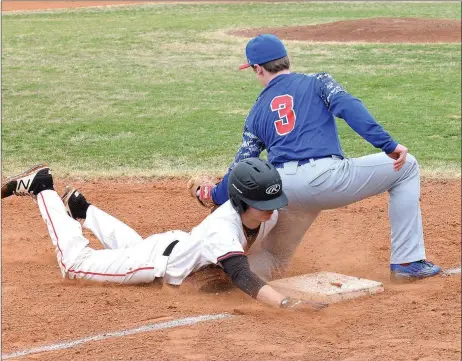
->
xmin=83 ymin=205 xmax=144 ymax=249
xmin=247 ymin=174 xmax=320 ymax=281
xmin=68 ymin=246 xmax=158 ymax=284
xmin=37 ymin=190 xmax=91 ymax=276
xmin=297 ymin=152 xmax=425 ymax=264
xmin=250 ymin=152 xmax=425 ymax=280
xmin=247 ymin=244 xmax=283 ymax=282
xmin=37 ymin=190 xmax=157 ymax=283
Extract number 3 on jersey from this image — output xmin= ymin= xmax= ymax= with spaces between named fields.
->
xmin=271 ymin=94 xmax=296 ymax=136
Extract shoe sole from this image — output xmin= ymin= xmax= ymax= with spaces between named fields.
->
xmin=390 ymin=270 xmax=441 ymax=283
xmin=61 ymin=185 xmax=77 ymax=218
xmin=1 ymin=163 xmax=49 ymax=199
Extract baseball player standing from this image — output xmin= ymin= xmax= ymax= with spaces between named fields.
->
xmin=2 ymin=161 xmax=327 ymax=310
xmin=193 ymin=34 xmax=440 ymax=282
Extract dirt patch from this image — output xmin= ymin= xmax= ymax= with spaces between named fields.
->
xmin=2 ymin=179 xmax=461 ymax=360
xmin=231 ymin=17 xmax=462 ymax=43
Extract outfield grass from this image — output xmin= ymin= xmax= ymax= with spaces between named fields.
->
xmin=2 ymin=2 xmax=461 ymax=178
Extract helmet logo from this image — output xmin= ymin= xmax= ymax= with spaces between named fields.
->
xmin=265 ymin=184 xmax=280 ymax=195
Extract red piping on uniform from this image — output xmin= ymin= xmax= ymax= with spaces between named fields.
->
xmin=40 ymin=192 xmax=155 ymax=278
xmin=39 ymin=192 xmax=67 ymax=270
xmin=68 ymin=267 xmax=154 ymax=277
xmin=217 ymin=251 xmax=244 ymax=262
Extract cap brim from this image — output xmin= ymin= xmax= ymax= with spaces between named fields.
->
xmin=242 ymin=191 xmax=288 ymax=211
xmin=238 ymin=63 xmax=251 ymax=70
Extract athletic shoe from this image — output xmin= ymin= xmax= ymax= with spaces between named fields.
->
xmin=390 ymin=260 xmax=441 ymax=281
xmin=1 ymin=163 xmax=52 ymax=199
xmin=61 ymin=185 xmax=90 ymax=219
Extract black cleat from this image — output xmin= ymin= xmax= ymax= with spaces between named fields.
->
xmin=1 ymin=163 xmax=53 ymax=199
xmin=61 ymin=185 xmax=91 ymax=219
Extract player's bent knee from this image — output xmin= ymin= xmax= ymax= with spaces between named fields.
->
xmin=406 ymin=153 xmax=420 ymax=172
xmin=406 ymin=153 xmax=417 ymax=165
xmin=400 ymin=153 xmax=420 ymax=179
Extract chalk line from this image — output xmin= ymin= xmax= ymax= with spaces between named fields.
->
xmin=2 ymin=313 xmax=234 ymax=360
xmin=441 ymin=267 xmax=461 ymax=277
xmin=4 ymin=267 xmax=460 ymax=359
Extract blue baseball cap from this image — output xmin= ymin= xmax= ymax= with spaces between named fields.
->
xmin=239 ymin=34 xmax=287 ymax=70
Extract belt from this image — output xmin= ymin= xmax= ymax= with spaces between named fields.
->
xmin=274 ymin=155 xmax=343 ymax=169
xmin=153 ymin=240 xmax=180 ymax=279
xmin=163 ymin=240 xmax=179 ymax=256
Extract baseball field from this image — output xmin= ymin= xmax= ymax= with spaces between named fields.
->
xmin=2 ymin=1 xmax=461 ymax=360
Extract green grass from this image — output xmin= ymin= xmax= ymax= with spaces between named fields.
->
xmin=2 ymin=2 xmax=461 ymax=178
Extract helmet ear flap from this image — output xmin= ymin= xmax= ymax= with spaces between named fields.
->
xmin=240 ymin=200 xmax=248 ymax=214
xmin=230 ymin=195 xmax=247 ymax=214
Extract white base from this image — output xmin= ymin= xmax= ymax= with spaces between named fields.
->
xmin=269 ymin=271 xmax=384 ymax=303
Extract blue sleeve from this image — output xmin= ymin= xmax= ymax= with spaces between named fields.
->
xmin=211 ymin=124 xmax=265 ymax=205
xmin=316 ymin=73 xmax=398 ymax=154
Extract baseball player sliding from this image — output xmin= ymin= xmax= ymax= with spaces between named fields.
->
xmin=189 ymin=34 xmax=440 ymax=282
xmin=2 ymin=160 xmax=327 ymax=310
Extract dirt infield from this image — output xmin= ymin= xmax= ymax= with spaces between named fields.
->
xmin=2 ymin=179 xmax=461 ymax=360
xmin=2 ymin=2 xmax=461 ymax=360
xmin=232 ymin=17 xmax=462 ymax=43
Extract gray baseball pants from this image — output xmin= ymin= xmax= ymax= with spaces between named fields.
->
xmin=247 ymin=152 xmax=426 ymax=281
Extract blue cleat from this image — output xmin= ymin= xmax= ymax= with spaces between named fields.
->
xmin=390 ymin=260 xmax=441 ymax=281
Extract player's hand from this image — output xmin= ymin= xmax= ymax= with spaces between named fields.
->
xmin=186 ymin=175 xmax=218 ymax=209
xmin=387 ymin=144 xmax=408 ymax=172
xmin=280 ymin=297 xmax=328 ymax=311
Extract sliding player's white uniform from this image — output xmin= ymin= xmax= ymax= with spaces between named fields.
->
xmin=37 ymin=190 xmax=278 ymax=285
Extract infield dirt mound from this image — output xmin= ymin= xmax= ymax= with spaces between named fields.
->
xmin=231 ymin=17 xmax=462 ymax=43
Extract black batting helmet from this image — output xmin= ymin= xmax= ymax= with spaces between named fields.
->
xmin=227 ymin=158 xmax=288 ymax=214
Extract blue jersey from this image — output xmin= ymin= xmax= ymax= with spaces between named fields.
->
xmin=212 ymin=72 xmax=397 ymax=205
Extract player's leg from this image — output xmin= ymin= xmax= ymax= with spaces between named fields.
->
xmin=67 ymin=243 xmax=158 ymax=284
xmin=247 ymin=181 xmax=320 ymax=281
xmin=1 ymin=164 xmax=89 ymax=276
xmin=37 ymin=189 xmax=93 ymax=277
xmin=2 ymin=165 xmax=166 ymax=284
xmin=40 ymin=188 xmax=157 ymax=283
xmin=246 ymin=248 xmax=281 ymax=282
xmin=61 ymin=186 xmax=144 ymax=249
xmin=296 ymin=153 xmax=439 ymax=278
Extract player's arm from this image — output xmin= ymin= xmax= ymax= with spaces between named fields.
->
xmin=316 ymin=72 xmax=398 ymax=154
xmin=211 ymin=125 xmax=265 ymax=205
xmin=208 ymin=232 xmax=328 ymax=310
xmin=220 ymin=255 xmax=327 ymax=310
xmin=219 ymin=254 xmax=286 ymax=307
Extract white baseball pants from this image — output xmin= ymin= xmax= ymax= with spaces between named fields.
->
xmin=37 ymin=190 xmax=177 ymax=284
